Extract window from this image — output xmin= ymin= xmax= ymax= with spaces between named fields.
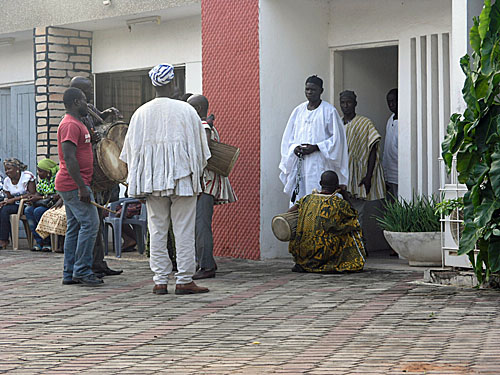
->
xmin=95 ymin=66 xmax=186 ymax=123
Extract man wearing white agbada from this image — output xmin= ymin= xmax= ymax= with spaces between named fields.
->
xmin=280 ymin=75 xmax=349 ymax=203
xmin=120 ymin=63 xmax=211 ymax=295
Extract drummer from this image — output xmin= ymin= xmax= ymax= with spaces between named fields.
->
xmin=187 ymin=94 xmax=237 ymax=280
xmin=69 ymin=76 xmax=123 ymax=278
xmin=288 ymin=170 xmax=366 ymax=273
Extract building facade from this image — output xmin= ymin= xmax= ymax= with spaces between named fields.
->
xmin=0 ymin=0 xmax=484 ymax=260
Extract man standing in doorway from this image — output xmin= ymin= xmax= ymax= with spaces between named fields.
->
xmin=69 ymin=76 xmax=123 ymax=278
xmin=120 ymin=64 xmax=211 ymax=295
xmin=383 ymin=88 xmax=398 ymax=200
xmin=280 ymin=75 xmax=349 ymax=203
xmin=57 ymin=88 xmax=102 ymax=286
xmin=340 ymin=90 xmax=385 ymax=227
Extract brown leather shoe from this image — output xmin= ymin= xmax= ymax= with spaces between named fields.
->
xmin=175 ymin=281 xmax=209 ymax=295
xmin=153 ymin=284 xmax=168 ymax=295
xmin=192 ymin=268 xmax=216 ymax=280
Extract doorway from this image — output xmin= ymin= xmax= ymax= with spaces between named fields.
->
xmin=332 ymin=44 xmax=398 ymax=252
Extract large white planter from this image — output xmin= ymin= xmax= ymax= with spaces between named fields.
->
xmin=383 ymin=231 xmax=442 ymax=267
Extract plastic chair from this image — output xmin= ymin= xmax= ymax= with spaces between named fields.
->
xmin=9 ymin=199 xmax=34 ymax=250
xmin=103 ymin=198 xmax=147 ymax=258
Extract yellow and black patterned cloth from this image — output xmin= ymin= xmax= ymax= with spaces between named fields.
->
xmin=289 ymin=193 xmax=366 ymax=273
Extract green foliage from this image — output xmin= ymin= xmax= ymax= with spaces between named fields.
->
xmin=441 ymin=0 xmax=500 ymax=282
xmin=435 ymin=197 xmax=464 ymax=217
xmin=375 ymin=195 xmax=440 ymax=233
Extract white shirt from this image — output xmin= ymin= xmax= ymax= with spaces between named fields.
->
xmin=120 ymin=98 xmax=211 ymax=197
xmin=3 ymin=171 xmax=35 ymax=199
xmin=279 ymin=101 xmax=349 ymax=202
xmin=382 ymin=114 xmax=398 ymax=184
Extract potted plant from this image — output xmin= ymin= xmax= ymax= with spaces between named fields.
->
xmin=375 ymin=195 xmax=441 ymax=266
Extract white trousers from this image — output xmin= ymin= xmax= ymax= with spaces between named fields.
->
xmin=146 ymin=195 xmax=197 ymax=285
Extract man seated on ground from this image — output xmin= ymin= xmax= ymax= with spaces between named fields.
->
xmin=288 ymin=170 xmax=366 ymax=273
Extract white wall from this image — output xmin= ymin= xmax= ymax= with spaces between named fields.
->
xmin=92 ymin=15 xmax=202 ymax=93
xmin=330 ymin=0 xmax=452 ymax=200
xmin=0 ymin=39 xmax=34 ymax=86
xmin=329 ymin=0 xmax=452 ymax=48
xmin=259 ymin=0 xmax=330 ymax=259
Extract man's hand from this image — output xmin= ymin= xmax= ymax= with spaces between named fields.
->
xmin=299 ymin=144 xmax=319 ymax=156
xmin=78 ymin=186 xmax=91 ymax=203
xmin=52 ymin=198 xmax=63 ymax=209
xmin=294 ymin=145 xmax=303 ymax=157
xmin=359 ymin=176 xmax=372 ymax=195
xmin=104 ymin=107 xmax=123 ymax=120
xmin=89 ymin=129 xmax=102 ymax=144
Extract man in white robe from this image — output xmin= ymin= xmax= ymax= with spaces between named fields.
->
xmin=120 ymin=64 xmax=211 ymax=295
xmin=280 ymin=75 xmax=349 ymax=203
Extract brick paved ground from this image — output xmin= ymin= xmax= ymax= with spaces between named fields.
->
xmin=1 ymin=247 xmax=500 ymax=374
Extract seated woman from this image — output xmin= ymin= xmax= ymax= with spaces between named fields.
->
xmin=25 ymin=159 xmax=61 ymax=252
xmin=288 ymin=170 xmax=366 ymax=273
xmin=0 ymin=158 xmax=36 ymax=249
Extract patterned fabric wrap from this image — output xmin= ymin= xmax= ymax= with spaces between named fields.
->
xmin=148 ymin=64 xmax=175 ymax=87
xmin=345 ymin=115 xmax=386 ymax=200
xmin=289 ymin=193 xmax=366 ymax=273
xmin=36 ymin=206 xmax=67 ymax=239
xmin=36 ymin=174 xmax=56 ymax=196
xmin=4 ymin=158 xmax=27 ymax=171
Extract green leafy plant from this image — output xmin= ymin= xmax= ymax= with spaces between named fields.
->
xmin=435 ymin=197 xmax=464 ymax=217
xmin=441 ymin=0 xmax=500 ymax=283
xmin=375 ymin=195 xmax=440 ymax=233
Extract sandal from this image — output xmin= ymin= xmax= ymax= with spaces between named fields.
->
xmin=42 ymin=245 xmax=52 ymax=252
xmin=31 ymin=245 xmax=42 ymax=252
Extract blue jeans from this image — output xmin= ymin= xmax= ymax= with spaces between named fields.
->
xmin=0 ymin=204 xmax=18 ymax=241
xmin=25 ymin=205 xmax=50 ymax=247
xmin=58 ymin=187 xmax=99 ymax=280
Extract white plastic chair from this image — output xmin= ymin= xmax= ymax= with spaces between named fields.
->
xmin=9 ymin=199 xmax=34 ymax=250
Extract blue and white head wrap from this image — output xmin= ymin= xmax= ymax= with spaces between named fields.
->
xmin=149 ymin=64 xmax=175 ymax=87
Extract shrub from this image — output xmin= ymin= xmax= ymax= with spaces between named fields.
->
xmin=375 ymin=195 xmax=440 ymax=233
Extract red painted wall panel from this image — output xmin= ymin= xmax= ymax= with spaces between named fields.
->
xmin=201 ymin=0 xmax=260 ymax=260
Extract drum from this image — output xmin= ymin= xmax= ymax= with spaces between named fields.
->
xmin=92 ymin=139 xmax=128 ymax=192
xmin=106 ymin=122 xmax=128 ymax=151
xmin=207 ymin=140 xmax=240 ymax=177
xmin=91 ymin=122 xmax=129 ymax=192
xmin=272 ymin=211 xmax=299 ymax=242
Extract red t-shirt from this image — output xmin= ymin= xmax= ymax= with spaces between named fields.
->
xmin=55 ymin=114 xmax=93 ymax=192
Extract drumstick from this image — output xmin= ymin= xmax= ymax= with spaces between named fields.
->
xmin=87 ymin=105 xmax=105 ymax=123
xmin=91 ymin=201 xmax=118 ymax=215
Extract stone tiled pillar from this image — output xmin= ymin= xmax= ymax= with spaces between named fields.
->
xmin=33 ymin=26 xmax=92 ymax=160
xmin=202 ymin=0 xmax=260 ymax=260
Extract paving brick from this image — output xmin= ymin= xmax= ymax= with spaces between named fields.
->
xmin=0 ymin=250 xmax=499 ymax=374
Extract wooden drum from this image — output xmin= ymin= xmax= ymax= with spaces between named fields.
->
xmin=106 ymin=121 xmax=128 ymax=151
xmin=91 ymin=122 xmax=129 ymax=192
xmin=272 ymin=211 xmax=299 ymax=242
xmin=207 ymin=140 xmax=240 ymax=177
xmin=92 ymin=138 xmax=128 ymax=192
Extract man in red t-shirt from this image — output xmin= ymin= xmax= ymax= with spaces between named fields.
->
xmin=56 ymin=87 xmax=102 ymax=286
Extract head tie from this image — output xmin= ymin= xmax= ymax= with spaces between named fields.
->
xmin=37 ymin=158 xmax=59 ymax=175
xmin=149 ymin=64 xmax=175 ymax=87
xmin=4 ymin=158 xmax=27 ymax=171
xmin=340 ymin=90 xmax=357 ymax=101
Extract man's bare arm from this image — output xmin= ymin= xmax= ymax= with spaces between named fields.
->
xmin=61 ymin=141 xmax=91 ymax=202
